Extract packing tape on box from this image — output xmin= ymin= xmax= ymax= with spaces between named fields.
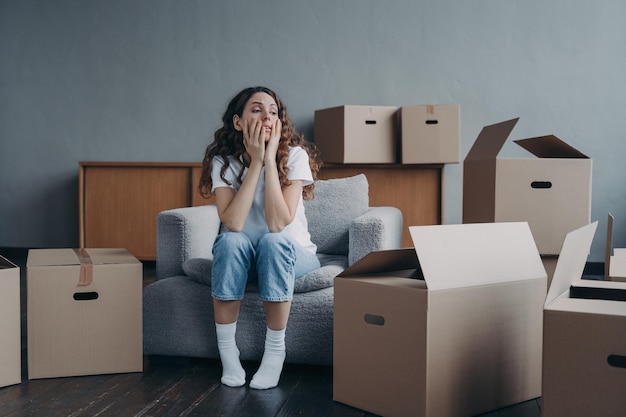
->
xmin=73 ymin=248 xmax=93 ymax=286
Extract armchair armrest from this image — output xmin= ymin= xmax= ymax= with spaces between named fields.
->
xmin=156 ymin=205 xmax=221 ymax=280
xmin=348 ymin=206 xmax=403 ymax=265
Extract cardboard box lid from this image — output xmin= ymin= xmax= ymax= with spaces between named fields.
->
xmin=545 ymin=221 xmax=598 ymax=307
xmin=513 ymin=135 xmax=589 ymax=159
xmin=464 ymin=117 xmax=589 ymax=162
xmin=409 ymin=222 xmax=545 ymax=290
xmin=27 ymin=248 xmax=140 ymax=267
xmin=464 ymin=118 xmax=519 ymax=162
xmin=340 ymin=222 xmax=546 ymax=291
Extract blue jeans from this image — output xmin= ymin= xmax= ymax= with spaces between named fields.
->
xmin=211 ymin=232 xmax=320 ymax=302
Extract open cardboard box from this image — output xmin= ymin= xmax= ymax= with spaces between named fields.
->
xmin=333 ymin=222 xmax=546 ymax=417
xmin=605 ymin=213 xmax=626 ymax=282
xmin=0 ymin=255 xmax=21 ymax=388
xmin=463 ymin=117 xmax=592 ymax=255
xmin=27 ymin=248 xmax=143 ymax=379
xmin=543 ymin=221 xmax=626 ymax=417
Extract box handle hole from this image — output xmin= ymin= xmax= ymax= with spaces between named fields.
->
xmin=365 ymin=120 xmax=377 ymax=125
xmin=607 ymin=354 xmax=626 ymax=369
xmin=73 ymin=291 xmax=99 ymax=301
xmin=364 ymin=314 xmax=385 ymax=326
xmin=425 ymin=119 xmax=439 ymax=125
xmin=531 ymin=181 xmax=552 ymax=189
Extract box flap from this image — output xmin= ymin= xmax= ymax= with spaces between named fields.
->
xmin=513 ymin=135 xmax=589 ymax=159
xmin=606 ymin=213 xmax=614 ymax=279
xmin=408 ymin=222 xmax=545 ymax=290
xmin=0 ymin=255 xmax=18 ymax=269
xmin=545 ymin=221 xmax=598 ymax=307
xmin=464 ymin=118 xmax=519 ymax=162
xmin=338 ymin=248 xmax=418 ymax=277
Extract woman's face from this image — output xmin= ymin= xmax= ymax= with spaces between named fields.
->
xmin=234 ymin=92 xmax=279 ymax=141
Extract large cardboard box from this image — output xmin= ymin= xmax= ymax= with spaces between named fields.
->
xmin=605 ymin=213 xmax=626 ymax=282
xmin=399 ymin=104 xmax=460 ymax=164
xmin=314 ymin=105 xmax=398 ymax=163
xmin=543 ymin=221 xmax=626 ymax=417
xmin=463 ymin=118 xmax=592 ymax=255
xmin=0 ymin=255 xmax=21 ymax=388
xmin=334 ymin=222 xmax=546 ymax=417
xmin=27 ymin=248 xmax=143 ymax=379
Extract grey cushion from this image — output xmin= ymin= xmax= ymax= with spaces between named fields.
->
xmin=182 ymin=253 xmax=347 ymax=293
xmin=304 ymin=174 xmax=369 ymax=254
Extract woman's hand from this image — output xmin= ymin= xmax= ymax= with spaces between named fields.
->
xmin=243 ymin=119 xmax=265 ymax=165
xmin=264 ymin=118 xmax=282 ymax=166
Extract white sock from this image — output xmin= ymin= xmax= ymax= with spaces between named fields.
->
xmin=216 ymin=322 xmax=246 ymax=387
xmin=250 ymin=327 xmax=286 ymax=390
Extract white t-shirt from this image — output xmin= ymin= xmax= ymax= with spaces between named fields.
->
xmin=211 ymin=146 xmax=317 ymax=255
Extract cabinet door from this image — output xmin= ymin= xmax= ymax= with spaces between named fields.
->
xmin=81 ymin=166 xmax=193 ymax=260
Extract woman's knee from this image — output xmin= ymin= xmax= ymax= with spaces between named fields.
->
xmin=213 ymin=232 xmax=254 ymax=257
xmin=256 ymin=233 xmax=294 ymax=257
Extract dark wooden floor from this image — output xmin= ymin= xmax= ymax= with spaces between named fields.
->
xmin=0 ymin=248 xmax=542 ymax=417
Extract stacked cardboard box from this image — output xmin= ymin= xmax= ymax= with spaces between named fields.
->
xmin=334 ymin=222 xmax=546 ymax=417
xmin=0 ymin=255 xmax=21 ymax=388
xmin=314 ymin=104 xmax=459 ymax=164
xmin=27 ymin=248 xmax=143 ymax=379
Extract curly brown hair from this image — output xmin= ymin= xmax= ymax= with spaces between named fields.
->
xmin=198 ymin=86 xmax=322 ymax=200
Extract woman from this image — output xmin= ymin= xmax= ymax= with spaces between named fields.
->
xmin=198 ymin=86 xmax=322 ymax=389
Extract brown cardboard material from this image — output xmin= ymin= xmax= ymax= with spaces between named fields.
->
xmin=314 ymin=105 xmax=398 ymax=163
xmin=0 ymin=255 xmax=21 ymax=388
xmin=27 ymin=248 xmax=143 ymax=379
xmin=543 ymin=221 xmax=626 ymax=417
xmin=463 ymin=118 xmax=592 ymax=255
xmin=399 ymin=104 xmax=460 ymax=164
xmin=605 ymin=213 xmax=626 ymax=282
xmin=334 ymin=222 xmax=546 ymax=417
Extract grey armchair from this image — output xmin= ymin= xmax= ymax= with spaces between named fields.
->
xmin=143 ymin=174 xmax=403 ymax=365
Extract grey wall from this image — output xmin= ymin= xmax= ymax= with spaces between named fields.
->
xmin=1 ymin=0 xmax=625 ymax=262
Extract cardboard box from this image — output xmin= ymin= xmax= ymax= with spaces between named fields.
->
xmin=399 ymin=104 xmax=460 ymax=164
xmin=314 ymin=105 xmax=398 ymax=163
xmin=463 ymin=118 xmax=592 ymax=255
xmin=543 ymin=221 xmax=626 ymax=417
xmin=27 ymin=248 xmax=143 ymax=379
xmin=605 ymin=213 xmax=626 ymax=282
xmin=0 ymin=255 xmax=21 ymax=388
xmin=334 ymin=222 xmax=546 ymax=417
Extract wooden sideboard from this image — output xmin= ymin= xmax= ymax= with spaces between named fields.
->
xmin=79 ymin=162 xmax=443 ymax=260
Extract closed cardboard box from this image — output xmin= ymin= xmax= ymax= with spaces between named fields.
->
xmin=27 ymin=248 xmax=143 ymax=379
xmin=0 ymin=255 xmax=21 ymax=388
xmin=463 ymin=118 xmax=592 ymax=255
xmin=334 ymin=222 xmax=546 ymax=417
xmin=314 ymin=105 xmax=398 ymax=163
xmin=400 ymin=104 xmax=460 ymax=164
xmin=543 ymin=221 xmax=626 ymax=417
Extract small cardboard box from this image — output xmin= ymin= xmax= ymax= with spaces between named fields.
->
xmin=314 ymin=105 xmax=398 ymax=163
xmin=0 ymin=255 xmax=21 ymax=388
xmin=334 ymin=222 xmax=546 ymax=417
xmin=27 ymin=248 xmax=143 ymax=379
xmin=463 ymin=117 xmax=592 ymax=255
xmin=543 ymin=221 xmax=626 ymax=417
xmin=605 ymin=213 xmax=626 ymax=282
xmin=399 ymin=104 xmax=460 ymax=164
